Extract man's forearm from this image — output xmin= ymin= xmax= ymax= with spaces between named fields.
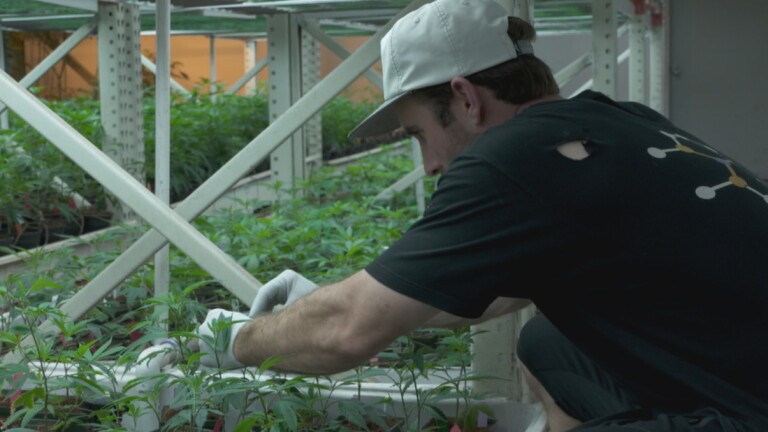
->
xmin=232 ymin=284 xmax=367 ymax=374
xmin=230 ymin=271 xmax=439 ymax=374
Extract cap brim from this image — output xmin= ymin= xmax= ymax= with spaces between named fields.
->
xmin=347 ymin=94 xmax=404 ymax=140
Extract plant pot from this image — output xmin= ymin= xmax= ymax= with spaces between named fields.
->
xmin=41 ymin=215 xmax=83 ymax=245
xmin=82 ymin=210 xmax=114 ymax=233
xmin=13 ymin=224 xmax=42 ymax=250
xmin=0 ymin=234 xmax=14 ymax=256
xmin=336 ymin=416 xmax=403 ymax=431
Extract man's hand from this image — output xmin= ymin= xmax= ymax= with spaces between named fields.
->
xmin=197 ymin=309 xmax=250 ymax=369
xmin=249 ymin=270 xmax=318 ymax=316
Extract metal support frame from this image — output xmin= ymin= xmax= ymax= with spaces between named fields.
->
xmin=554 ymin=52 xmax=593 ymax=88
xmin=569 ymin=45 xmax=630 ymax=97
xmin=568 ymin=24 xmax=630 ymax=97
xmin=591 ymin=0 xmax=618 ymax=97
xmin=140 ymin=54 xmax=189 ymax=94
xmin=628 ymin=12 xmax=646 ymax=104
xmin=154 ymin=0 xmax=172 ymax=343
xmin=0 ymin=0 xmax=430 ymax=365
xmin=226 ymin=55 xmax=268 ymax=95
xmin=299 ymin=17 xmax=384 ymax=90
xmin=97 ymin=2 xmax=145 ymax=222
xmin=210 ymin=34 xmax=217 ymax=91
xmin=267 ymin=13 xmax=307 ymax=194
xmin=0 ymin=69 xmax=263 ymax=362
xmin=410 ymin=142 xmax=426 ymax=214
xmin=0 ymin=20 xmax=94 ymax=207
xmin=301 ymin=24 xmax=323 ymax=174
xmin=0 ymin=18 xmax=97 ymax=116
xmin=649 ymin=1 xmax=668 ymax=116
xmin=374 ymin=165 xmax=426 ymax=202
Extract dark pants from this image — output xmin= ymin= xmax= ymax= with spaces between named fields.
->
xmin=516 ymin=315 xmax=754 ymax=432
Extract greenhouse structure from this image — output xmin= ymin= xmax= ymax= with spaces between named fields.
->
xmin=0 ymin=0 xmax=766 ymax=431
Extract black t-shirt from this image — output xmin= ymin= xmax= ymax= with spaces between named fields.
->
xmin=366 ymin=91 xmax=768 ymax=426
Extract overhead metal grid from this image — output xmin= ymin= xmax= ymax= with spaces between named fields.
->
xmin=0 ymin=0 xmax=607 ymax=36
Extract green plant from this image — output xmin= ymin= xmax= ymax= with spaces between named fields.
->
xmin=321 ymin=95 xmax=380 ymax=159
xmin=420 ymin=328 xmax=496 ymax=431
xmin=144 ymin=82 xmax=270 ymax=202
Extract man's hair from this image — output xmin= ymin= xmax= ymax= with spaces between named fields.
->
xmin=411 ymin=17 xmax=560 ymax=127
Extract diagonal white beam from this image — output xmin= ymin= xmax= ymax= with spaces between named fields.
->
xmin=0 ymin=18 xmax=97 ymax=116
xmin=32 ymin=0 xmax=98 ymax=12
xmin=0 ymin=68 xmax=263 ymax=320
xmin=554 ymin=52 xmax=592 ymax=87
xmin=140 ymin=54 xmax=189 ymax=94
xmin=299 ymin=17 xmax=383 ymax=90
xmin=375 ymin=166 xmax=426 ymax=202
xmin=0 ymin=0 xmax=432 ymax=360
xmin=226 ymin=56 xmax=268 ymax=95
xmin=569 ymin=46 xmax=631 ymax=97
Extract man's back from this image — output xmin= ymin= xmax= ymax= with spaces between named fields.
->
xmin=369 ymin=91 xmax=768 ymax=427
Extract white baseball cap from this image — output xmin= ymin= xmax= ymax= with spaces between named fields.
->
xmin=349 ymin=0 xmax=533 ymax=139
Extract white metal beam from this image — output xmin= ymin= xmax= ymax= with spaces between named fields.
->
xmin=649 ymin=1 xmax=668 ymax=115
xmin=154 ymin=0 xmax=172 ymax=336
xmin=628 ymin=13 xmax=646 ymax=104
xmin=210 ymin=34 xmax=217 ymax=93
xmin=569 ymin=45 xmax=630 ymax=97
xmin=300 ymin=17 xmax=383 ymax=90
xmin=1 ymin=0 xmax=431 ymax=357
xmin=374 ymin=166 xmax=426 ymax=201
xmin=140 ymin=54 xmax=189 ymax=94
xmin=226 ymin=56 xmax=268 ymax=95
xmin=268 ymin=13 xmax=306 ymax=195
xmin=0 ymin=68 xmax=263 ymax=362
xmin=591 ymin=0 xmax=618 ymax=97
xmin=301 ymin=23 xmax=323 ymax=175
xmin=32 ymin=0 xmax=98 ymax=12
xmin=554 ymin=52 xmax=593 ymax=87
xmin=97 ymin=2 xmax=144 ymax=222
xmin=0 ymin=18 xmax=97 ymax=116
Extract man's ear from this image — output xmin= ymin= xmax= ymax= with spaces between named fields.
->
xmin=450 ymin=77 xmax=483 ymax=128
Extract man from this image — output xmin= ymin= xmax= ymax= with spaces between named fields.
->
xmin=197 ymin=0 xmax=768 ymax=430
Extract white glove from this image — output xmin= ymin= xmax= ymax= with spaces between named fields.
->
xmin=249 ymin=269 xmax=319 ymax=316
xmin=197 ymin=309 xmax=250 ymax=369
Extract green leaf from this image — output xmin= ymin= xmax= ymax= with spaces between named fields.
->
xmin=233 ymin=416 xmax=259 ymax=432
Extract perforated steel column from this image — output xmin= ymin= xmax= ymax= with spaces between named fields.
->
xmin=591 ymin=0 xmax=618 ymax=97
xmin=301 ymin=23 xmax=323 ymax=174
xmin=98 ymin=1 xmax=145 ymax=221
xmin=649 ymin=2 xmax=668 ymax=115
xmin=629 ymin=10 xmax=647 ymax=104
xmin=267 ymin=13 xmax=306 ymax=195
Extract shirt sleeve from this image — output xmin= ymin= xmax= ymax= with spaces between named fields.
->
xmin=366 ymin=154 xmax=554 ymax=318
